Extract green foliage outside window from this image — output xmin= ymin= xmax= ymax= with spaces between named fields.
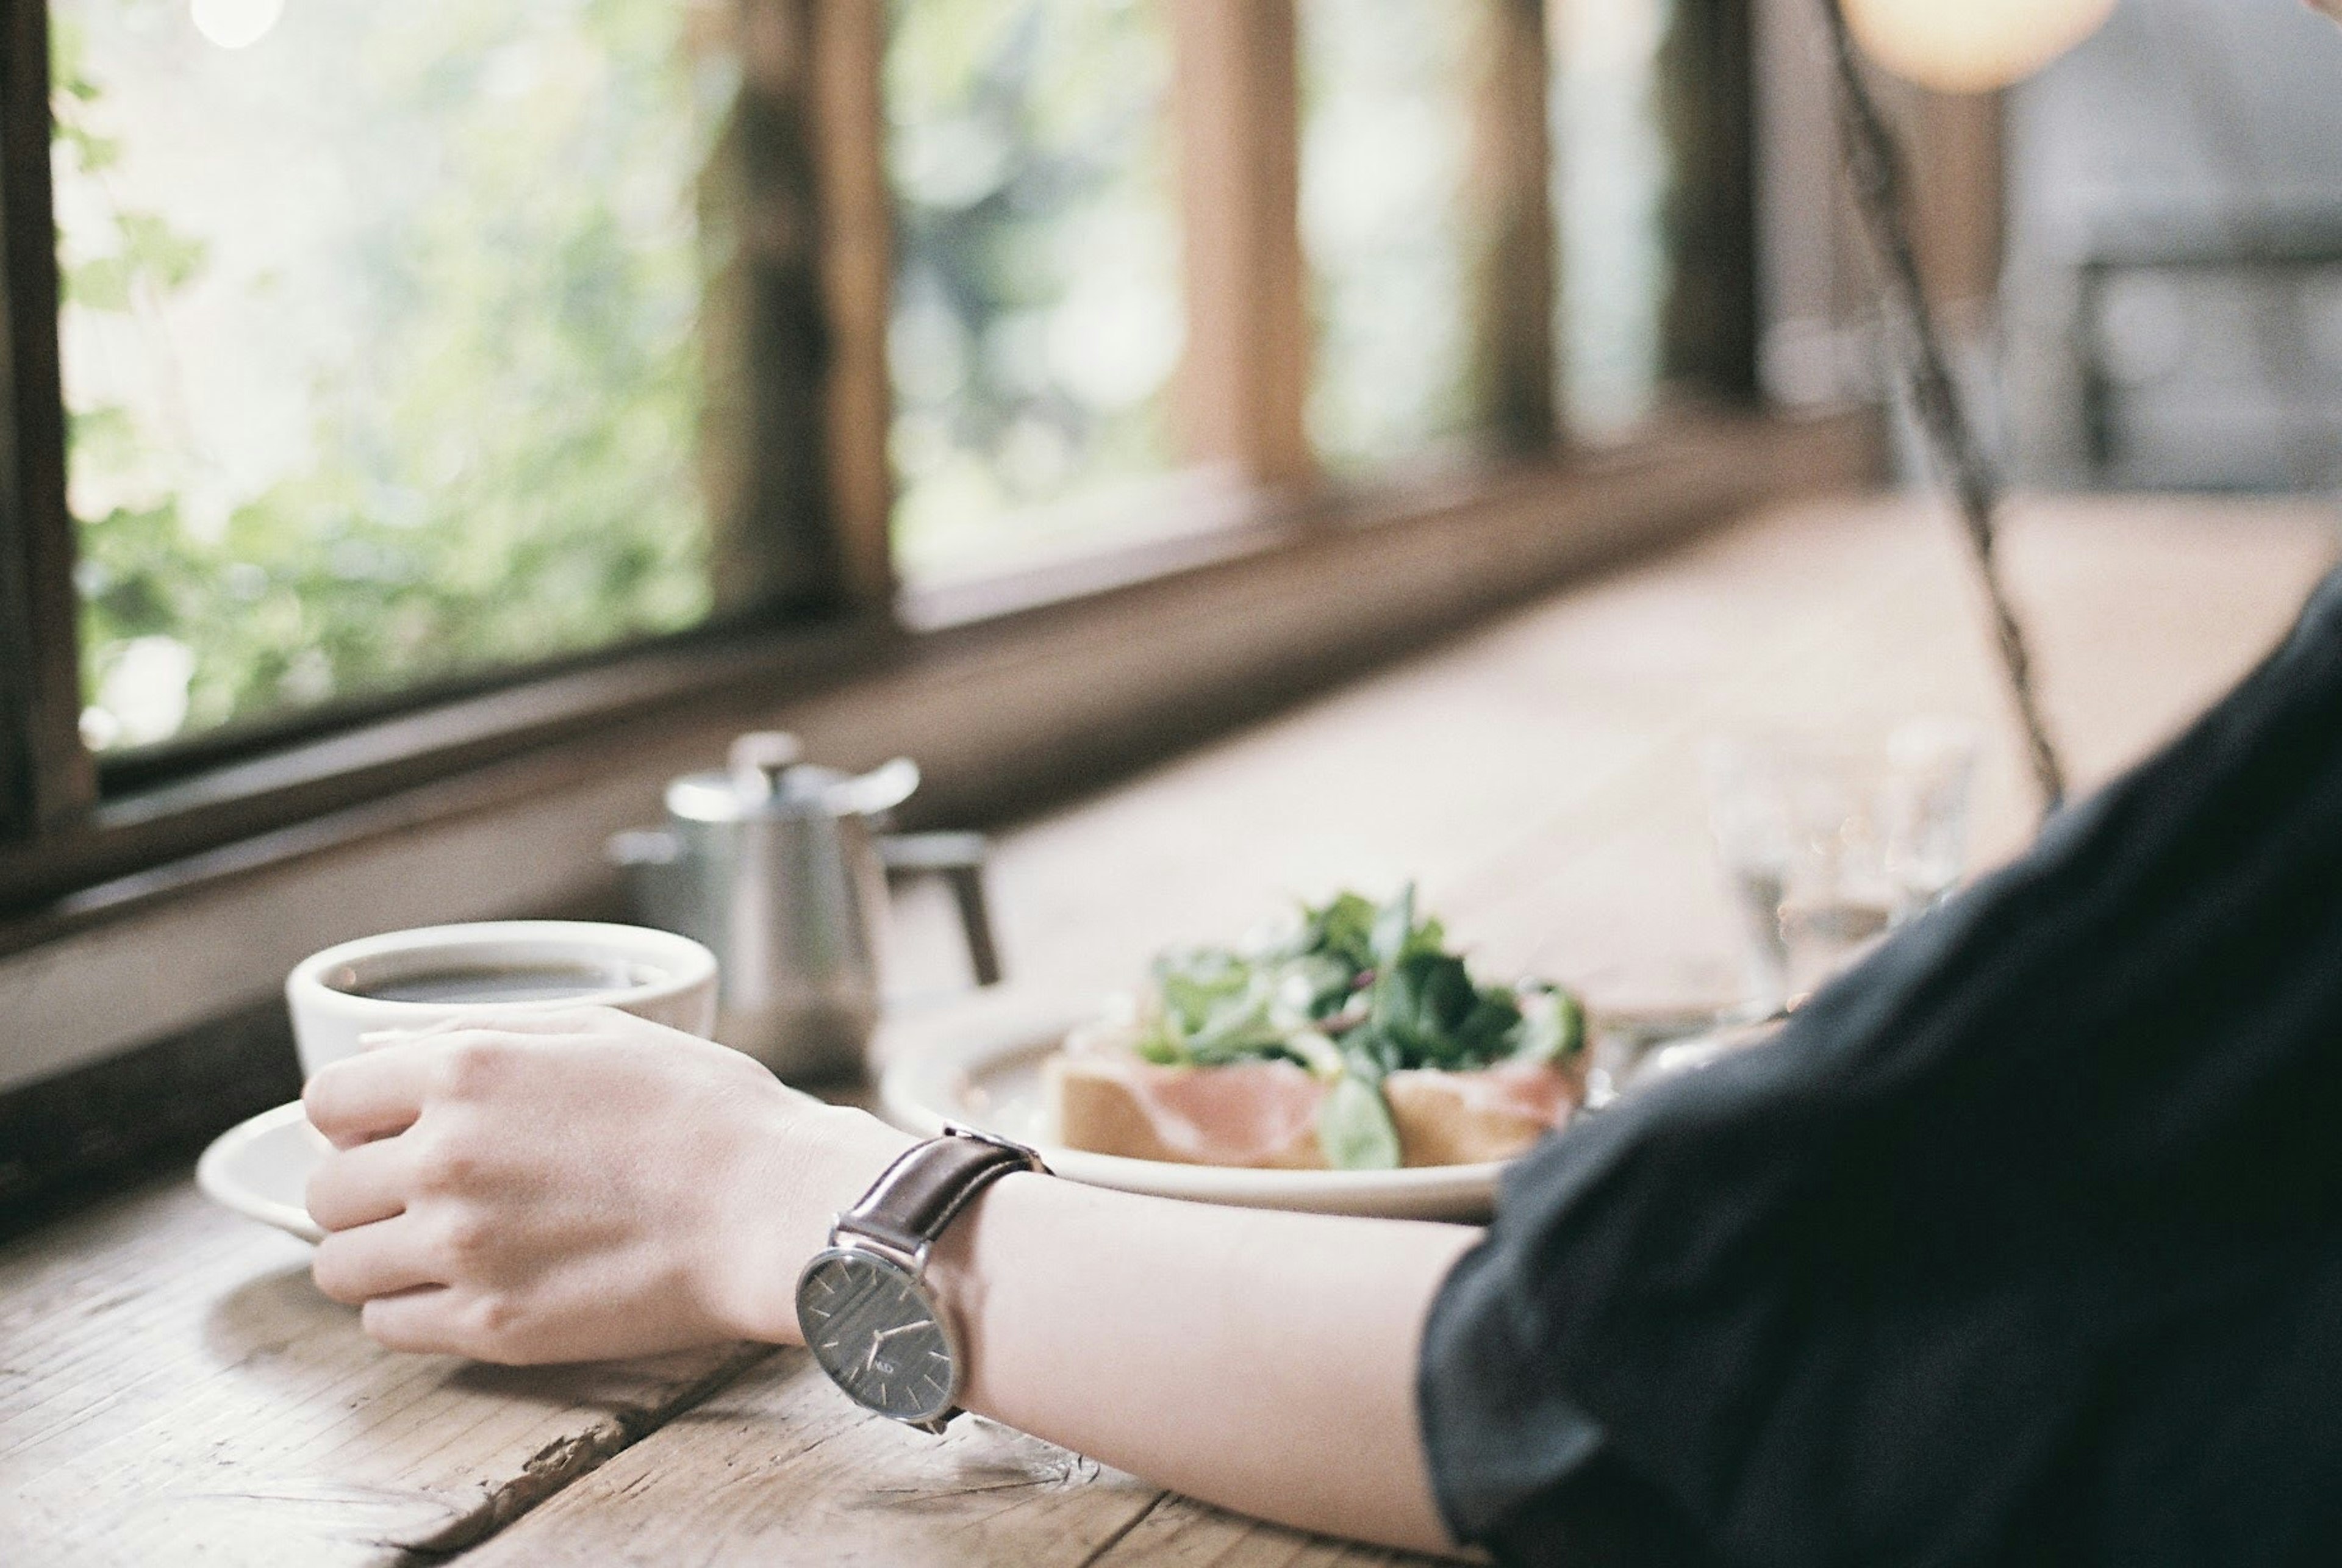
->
xmin=55 ymin=0 xmax=716 ymax=752
xmin=885 ymin=0 xmax=1184 ymax=579
xmin=1300 ymin=0 xmax=1486 ymax=470
xmin=1550 ymin=0 xmax=1672 ymax=434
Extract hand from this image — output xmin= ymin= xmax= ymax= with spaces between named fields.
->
xmin=301 ymin=1006 xmax=911 ymax=1364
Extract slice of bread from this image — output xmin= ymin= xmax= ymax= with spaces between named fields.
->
xmin=1381 ymin=1070 xmax=1563 ymax=1166
xmin=1044 ymin=1051 xmax=1578 ymax=1169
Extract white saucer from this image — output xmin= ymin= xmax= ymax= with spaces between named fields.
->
xmin=878 ymin=997 xmax=1507 ymax=1223
xmin=196 ymin=1101 xmax=327 ymax=1242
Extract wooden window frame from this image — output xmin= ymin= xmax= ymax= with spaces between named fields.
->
xmin=0 ymin=0 xmax=87 ymax=848
xmin=0 ymin=1 xmax=1777 ymax=1045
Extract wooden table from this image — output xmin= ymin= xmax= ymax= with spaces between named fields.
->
xmin=5 ymin=493 xmax=2333 ymax=1566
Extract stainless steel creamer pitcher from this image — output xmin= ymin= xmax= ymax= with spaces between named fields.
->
xmin=607 ymin=732 xmax=999 ymax=1081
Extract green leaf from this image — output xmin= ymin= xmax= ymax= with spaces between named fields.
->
xmin=1278 ymin=953 xmax=1355 ymax=1020
xmin=1153 ymin=948 xmax=1251 ymax=1034
xmin=66 ymin=256 xmax=132 ymax=311
xmin=118 ymin=212 xmax=207 ymax=291
xmin=57 ymin=123 xmax=120 ymax=171
xmin=1317 ymin=1073 xmax=1402 ymax=1171
xmin=1507 ymin=986 xmax=1586 ymax=1064
xmin=1131 ymin=1028 xmax=1186 ymax=1067
xmin=1375 ymin=953 xmax=1476 ymax=1050
xmin=68 ymin=404 xmax=139 ymax=471
xmin=1369 ymin=883 xmax=1416 ymax=970
xmin=1339 ymin=1031 xmax=1400 ymax=1083
xmin=1298 ymin=891 xmax=1380 ymax=972
xmin=1284 ymin=1028 xmax=1344 ymax=1079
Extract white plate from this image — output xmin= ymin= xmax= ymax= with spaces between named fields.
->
xmin=878 ymin=1000 xmax=1507 ymax=1222
xmin=196 ymin=1101 xmax=327 ymax=1242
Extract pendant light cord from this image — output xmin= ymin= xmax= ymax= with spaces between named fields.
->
xmin=1820 ymin=0 xmax=2069 ymax=815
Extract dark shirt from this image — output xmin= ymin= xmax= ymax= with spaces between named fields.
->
xmin=1419 ymin=567 xmax=2342 ymax=1567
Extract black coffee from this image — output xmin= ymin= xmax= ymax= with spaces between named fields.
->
xmin=342 ymin=963 xmax=640 ymax=1006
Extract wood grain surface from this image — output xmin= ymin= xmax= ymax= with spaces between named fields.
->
xmin=4 ymin=493 xmax=2334 ymax=1566
xmin=0 ymin=1181 xmax=770 ymax=1566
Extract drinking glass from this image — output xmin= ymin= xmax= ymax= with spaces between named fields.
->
xmin=1703 ymin=719 xmax=1979 ymax=1006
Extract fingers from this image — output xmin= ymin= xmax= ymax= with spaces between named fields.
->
xmin=360 ymin=1286 xmax=534 ymax=1363
xmin=310 ymin=1013 xmax=612 ymax=1148
xmin=312 ymin=1215 xmax=447 ymax=1305
xmin=304 ymin=1046 xmax=440 ymax=1149
xmin=306 ymin=1134 xmax=415 ymax=1232
xmin=357 ymin=1286 xmax=464 ymax=1353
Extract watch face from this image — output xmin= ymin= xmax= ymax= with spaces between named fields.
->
xmin=797 ymin=1247 xmax=958 ymax=1424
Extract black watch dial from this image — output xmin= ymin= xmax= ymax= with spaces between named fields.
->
xmin=797 ymin=1247 xmax=958 ymax=1424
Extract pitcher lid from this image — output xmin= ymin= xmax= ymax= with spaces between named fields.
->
xmin=664 ymin=732 xmax=917 ymax=823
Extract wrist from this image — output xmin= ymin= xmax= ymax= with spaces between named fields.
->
xmin=710 ymin=1100 xmax=914 ymax=1344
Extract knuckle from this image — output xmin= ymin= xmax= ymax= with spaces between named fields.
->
xmin=464 ymin=1293 xmax=526 ymax=1356
xmin=410 ymin=1129 xmax=481 ymax=1195
xmin=438 ymin=1207 xmax=494 ymax=1266
xmin=432 ymin=1036 xmax=508 ymax=1098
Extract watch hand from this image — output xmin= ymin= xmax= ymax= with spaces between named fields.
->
xmin=861 ymin=1319 xmax=926 ymax=1378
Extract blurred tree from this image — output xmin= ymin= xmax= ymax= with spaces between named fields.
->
xmin=884 ymin=0 xmax=1184 ymax=577
xmin=54 ymin=0 xmax=716 ymax=751
xmin=1298 ymin=0 xmax=1490 ymax=470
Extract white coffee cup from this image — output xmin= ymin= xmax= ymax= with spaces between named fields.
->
xmin=285 ymin=920 xmax=720 ymax=1079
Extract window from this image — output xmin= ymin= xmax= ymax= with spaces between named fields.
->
xmin=0 ymin=0 xmax=1762 ymax=912
xmin=1298 ymin=0 xmax=1492 ymax=470
xmin=54 ymin=0 xmax=735 ymax=755
xmin=1549 ymin=0 xmax=1674 ymax=434
xmin=884 ymin=0 xmax=1187 ymax=579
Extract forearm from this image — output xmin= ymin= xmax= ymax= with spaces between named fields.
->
xmin=728 ymin=1117 xmax=1478 ymax=1552
xmin=928 ymin=1171 xmax=1479 ymax=1556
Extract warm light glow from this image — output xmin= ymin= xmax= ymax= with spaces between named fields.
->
xmin=1842 ymin=0 xmax=2116 ymax=94
xmin=190 ymin=0 xmax=285 ymax=51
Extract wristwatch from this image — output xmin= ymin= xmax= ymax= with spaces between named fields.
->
xmin=795 ymin=1125 xmax=1048 ymax=1433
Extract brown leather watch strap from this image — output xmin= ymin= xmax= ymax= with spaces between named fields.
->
xmin=837 ymin=1131 xmax=1044 ymax=1261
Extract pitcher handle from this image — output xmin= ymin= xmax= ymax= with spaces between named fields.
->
xmin=878 ymin=831 xmax=1003 ymax=988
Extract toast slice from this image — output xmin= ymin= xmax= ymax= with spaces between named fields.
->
xmin=1381 ymin=1069 xmax=1571 ymax=1166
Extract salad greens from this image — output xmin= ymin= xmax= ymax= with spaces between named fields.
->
xmin=1127 ymin=886 xmax=1585 ymax=1171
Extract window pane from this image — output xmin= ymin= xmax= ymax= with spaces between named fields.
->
xmin=1299 ymin=0 xmax=1487 ymax=471
xmin=1549 ymin=0 xmax=1672 ymax=434
xmin=886 ymin=0 xmax=1185 ymax=580
xmin=54 ymin=0 xmax=722 ymax=753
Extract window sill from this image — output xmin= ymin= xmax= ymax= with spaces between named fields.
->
xmin=0 ymin=407 xmax=1877 ymax=1109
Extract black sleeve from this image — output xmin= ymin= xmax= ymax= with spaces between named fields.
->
xmin=1419 ymin=568 xmax=2342 ymax=1568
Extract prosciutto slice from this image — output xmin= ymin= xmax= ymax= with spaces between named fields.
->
xmin=1111 ymin=1058 xmax=1328 ymax=1167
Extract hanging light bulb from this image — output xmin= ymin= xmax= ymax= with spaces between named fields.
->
xmin=1841 ymin=0 xmax=2117 ymax=95
xmin=190 ymin=0 xmax=285 ymax=51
